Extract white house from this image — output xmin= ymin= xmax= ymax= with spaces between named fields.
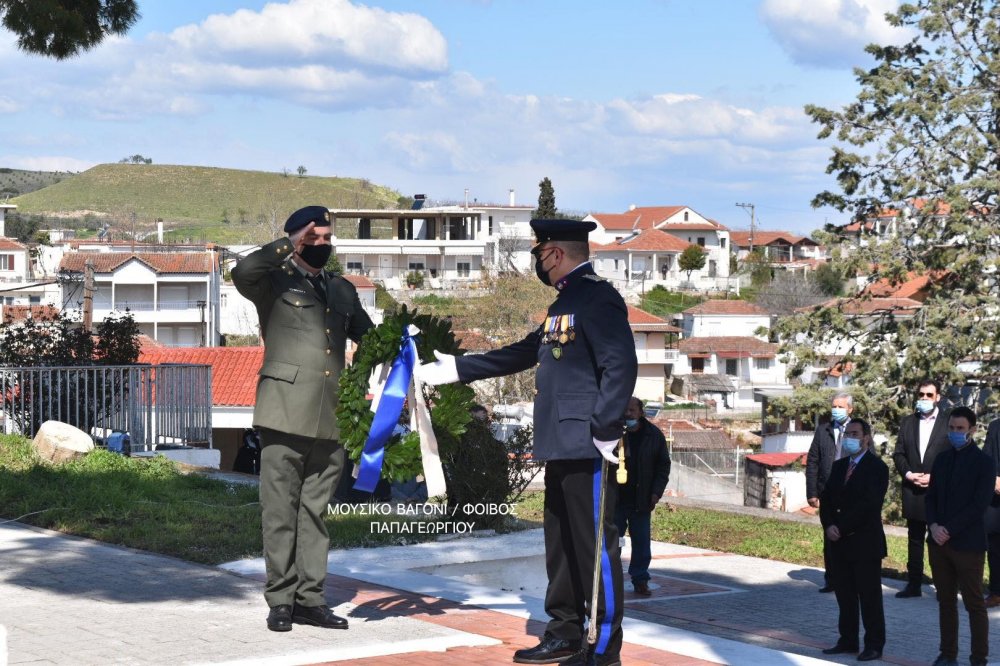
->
xmin=591 ymin=229 xmax=690 ymax=289
xmin=58 ymin=250 xmax=221 ymax=347
xmin=627 ymin=305 xmax=681 ymax=402
xmin=679 ymin=299 xmax=771 ymax=339
xmin=673 ymin=335 xmax=785 ymax=411
xmin=586 ymin=205 xmax=732 ymax=291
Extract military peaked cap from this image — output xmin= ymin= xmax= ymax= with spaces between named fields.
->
xmin=530 ymin=218 xmax=597 ymax=243
xmin=284 ymin=205 xmax=331 ymax=233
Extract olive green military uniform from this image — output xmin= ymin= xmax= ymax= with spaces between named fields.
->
xmin=232 ymin=237 xmax=373 ymax=608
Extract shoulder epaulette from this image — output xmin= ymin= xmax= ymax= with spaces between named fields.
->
xmin=583 ymin=274 xmax=606 ymax=282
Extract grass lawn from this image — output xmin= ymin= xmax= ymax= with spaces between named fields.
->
xmin=0 ymin=435 xmax=446 ymax=565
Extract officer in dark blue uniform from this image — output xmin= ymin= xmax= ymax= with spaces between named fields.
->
xmin=419 ymin=219 xmax=638 ymax=666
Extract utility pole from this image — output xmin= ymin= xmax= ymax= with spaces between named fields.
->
xmin=82 ymin=259 xmax=94 ymax=332
xmin=735 ymin=202 xmax=756 ymax=253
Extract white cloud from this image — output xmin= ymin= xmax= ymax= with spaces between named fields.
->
xmin=2 ymin=155 xmax=96 ymax=172
xmin=0 ymin=96 xmax=19 ymax=113
xmin=760 ymin=0 xmax=911 ymax=68
xmin=169 ymin=0 xmax=447 ymax=75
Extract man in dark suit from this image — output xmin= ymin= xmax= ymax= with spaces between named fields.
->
xmin=806 ymin=392 xmax=853 ymax=592
xmin=819 ymin=417 xmax=889 ymax=662
xmin=419 ymin=219 xmax=638 ymax=666
xmin=926 ymin=406 xmax=993 ymax=666
xmin=891 ymin=378 xmax=951 ymax=598
xmin=232 ymin=206 xmax=374 ymax=632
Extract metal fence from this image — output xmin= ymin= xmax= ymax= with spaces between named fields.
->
xmin=0 ymin=364 xmax=213 ymax=451
xmin=668 ymin=445 xmax=752 ymax=485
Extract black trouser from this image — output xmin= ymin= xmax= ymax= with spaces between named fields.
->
xmin=987 ymin=533 xmax=1000 ymax=596
xmin=928 ymin=541 xmax=988 ymax=663
xmin=905 ymin=519 xmax=928 ymax=584
xmin=259 ymin=428 xmax=345 ymax=608
xmin=543 ymin=458 xmax=624 ymax=658
xmin=830 ymin=553 xmax=885 ymax=651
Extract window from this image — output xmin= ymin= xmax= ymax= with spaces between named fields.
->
xmin=489 ymin=216 xmax=495 ymax=235
xmin=691 ymin=357 xmax=705 ymax=373
xmin=408 ymin=260 xmax=425 ymax=270
xmin=456 ymin=262 xmax=471 ymax=277
xmin=346 ymin=261 xmax=363 ymax=272
xmin=683 ymin=211 xmax=689 ymax=222
xmin=29 ymin=296 xmax=40 ymax=305
xmin=720 ymin=238 xmax=727 ymax=249
xmin=0 ymin=254 xmax=13 ymax=270
xmin=220 ymin=293 xmax=228 ymax=308
xmin=697 ymin=237 xmax=706 ymax=247
xmin=725 ymin=359 xmax=738 ymax=376
xmin=754 ymin=357 xmax=771 ymax=370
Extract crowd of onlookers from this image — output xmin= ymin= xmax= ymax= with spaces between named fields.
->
xmin=807 ymin=380 xmax=998 ymax=666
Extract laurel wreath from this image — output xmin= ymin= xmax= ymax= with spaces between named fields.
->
xmin=336 ymin=306 xmax=477 ymax=483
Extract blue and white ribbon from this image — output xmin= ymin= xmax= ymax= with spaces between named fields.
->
xmin=353 ymin=325 xmax=445 ymax=497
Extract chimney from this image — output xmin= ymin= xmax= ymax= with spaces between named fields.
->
xmin=157 ymin=220 xmax=164 ymax=243
xmin=509 ymin=189 xmax=516 ymax=207
xmin=628 ymin=204 xmax=636 ymax=211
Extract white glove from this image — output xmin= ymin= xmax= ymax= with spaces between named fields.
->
xmin=594 ymin=437 xmax=619 ymax=464
xmin=416 ymin=350 xmax=459 ymax=385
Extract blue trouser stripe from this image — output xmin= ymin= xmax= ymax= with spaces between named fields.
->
xmin=592 ymin=458 xmax=616 ymax=655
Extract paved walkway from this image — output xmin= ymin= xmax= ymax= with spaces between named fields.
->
xmin=1 ymin=519 xmax=998 ymax=665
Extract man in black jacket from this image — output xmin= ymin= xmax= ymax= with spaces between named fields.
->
xmin=925 ymin=406 xmax=994 ymax=666
xmin=891 ymin=378 xmax=951 ymax=598
xmin=819 ymin=417 xmax=888 ymax=662
xmin=981 ymin=418 xmax=1000 ymax=608
xmin=806 ymin=392 xmax=853 ymax=592
xmin=419 ymin=219 xmax=637 ymax=666
xmin=614 ymin=397 xmax=670 ymax=597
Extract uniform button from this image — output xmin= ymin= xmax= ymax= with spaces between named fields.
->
xmin=325 ymin=328 xmax=330 ymax=334
xmin=326 ymin=308 xmax=331 ymax=313
xmin=326 ymin=349 xmax=331 ymax=355
xmin=324 ymin=370 xmax=331 ymax=377
xmin=294 ymin=301 xmax=300 ymax=306
xmin=287 ymin=270 xmax=293 ymax=275
xmin=533 ymin=389 xmax=539 ymax=396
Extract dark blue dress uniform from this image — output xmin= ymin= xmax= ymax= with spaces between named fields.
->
xmin=455 ymin=219 xmax=638 ymax=661
xmin=232 ymin=206 xmax=373 ymax=613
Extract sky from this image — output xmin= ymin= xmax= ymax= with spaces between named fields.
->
xmin=0 ymin=0 xmax=912 ymax=235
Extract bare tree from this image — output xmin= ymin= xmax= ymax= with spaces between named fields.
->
xmin=752 ymin=271 xmax=827 ymax=315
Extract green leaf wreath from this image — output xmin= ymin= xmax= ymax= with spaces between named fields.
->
xmin=337 ymin=306 xmax=477 ymax=484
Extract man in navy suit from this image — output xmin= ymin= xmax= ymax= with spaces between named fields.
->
xmin=419 ymin=219 xmax=637 ymax=666
xmin=819 ymin=417 xmax=889 ymax=662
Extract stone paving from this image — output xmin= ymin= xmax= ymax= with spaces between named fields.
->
xmin=2 ymin=517 xmax=999 ymax=665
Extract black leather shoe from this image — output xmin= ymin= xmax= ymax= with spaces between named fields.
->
xmin=513 ymin=636 xmax=581 ymax=664
xmin=930 ymin=655 xmax=958 ymax=666
xmin=895 ymin=583 xmax=921 ymax=598
xmin=266 ymin=604 xmax=292 ymax=632
xmin=633 ymin=580 xmax=652 ymax=597
xmin=857 ymin=648 xmax=882 ymax=661
xmin=818 ymin=585 xmax=835 ymax=593
xmin=822 ymin=644 xmax=859 ymax=655
xmin=291 ymin=604 xmax=349 ymax=629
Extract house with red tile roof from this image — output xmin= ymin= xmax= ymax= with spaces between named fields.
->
xmin=729 ymin=230 xmax=826 ymax=273
xmin=679 ymin=299 xmax=772 ymax=339
xmin=585 ymin=205 xmax=732 ymax=291
xmin=672 ymin=335 xmax=786 ymax=411
xmin=58 ymin=249 xmax=221 ymax=347
xmin=0 ymin=208 xmax=60 ymax=311
xmin=626 ymin=305 xmax=681 ymax=402
xmin=138 ymin=345 xmax=263 ymax=470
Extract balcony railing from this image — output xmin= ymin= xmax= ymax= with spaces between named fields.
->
xmin=95 ymin=300 xmax=208 ymax=312
xmin=635 ymin=349 xmax=680 ymax=364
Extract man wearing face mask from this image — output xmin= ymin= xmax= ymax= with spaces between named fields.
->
xmin=232 ymin=205 xmax=374 ymax=633
xmin=806 ymin=392 xmax=853 ymax=593
xmin=418 ymin=219 xmax=637 ymax=666
xmin=614 ymin=396 xmax=670 ymax=597
xmin=891 ymin=378 xmax=951 ymax=598
xmin=925 ymin=406 xmax=993 ymax=666
xmin=819 ymin=417 xmax=888 ymax=662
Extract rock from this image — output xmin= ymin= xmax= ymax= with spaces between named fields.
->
xmin=32 ymin=421 xmax=95 ymax=463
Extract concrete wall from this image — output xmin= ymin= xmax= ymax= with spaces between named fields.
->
xmin=666 ymin=464 xmax=743 ymax=505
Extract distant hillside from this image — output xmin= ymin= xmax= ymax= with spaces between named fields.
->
xmin=0 ymin=168 xmax=77 ymax=198
xmin=11 ymin=164 xmax=408 ymax=244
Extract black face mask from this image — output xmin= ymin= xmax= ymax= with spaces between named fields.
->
xmin=533 ymin=248 xmax=554 ymax=286
xmin=300 ymin=244 xmax=332 ymax=270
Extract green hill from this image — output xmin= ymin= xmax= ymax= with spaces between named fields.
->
xmin=10 ymin=164 xmax=408 ymax=244
xmin=0 ymin=168 xmax=77 ymax=198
